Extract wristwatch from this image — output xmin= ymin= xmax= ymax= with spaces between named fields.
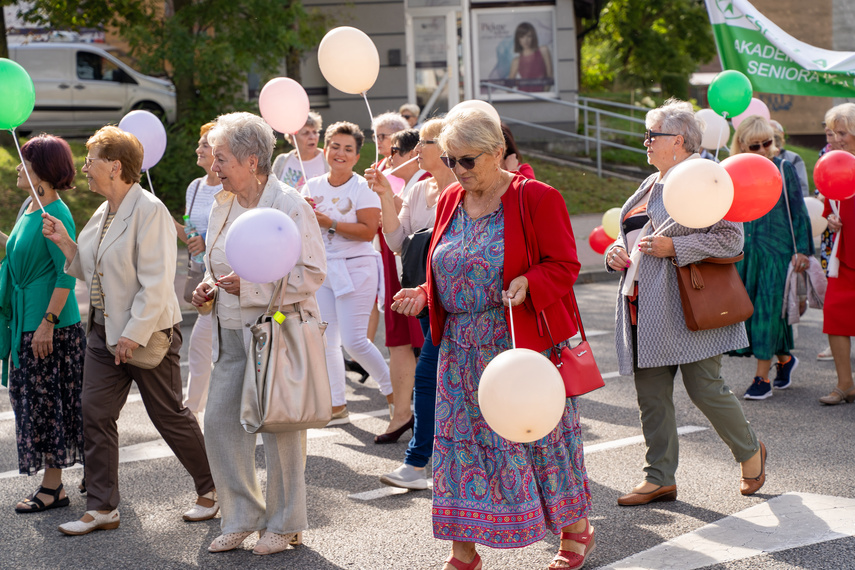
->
xmin=43 ymin=312 xmax=59 ymax=325
xmin=328 ymin=220 xmax=338 ymax=235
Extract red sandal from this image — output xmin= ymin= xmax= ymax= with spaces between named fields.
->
xmin=446 ymin=552 xmax=482 ymax=570
xmin=548 ymin=520 xmax=595 ymax=570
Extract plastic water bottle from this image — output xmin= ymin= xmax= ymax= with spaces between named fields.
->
xmin=183 ymin=215 xmax=205 ymax=264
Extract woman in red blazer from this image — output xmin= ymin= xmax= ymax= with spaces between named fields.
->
xmin=391 ymin=108 xmax=593 ymax=570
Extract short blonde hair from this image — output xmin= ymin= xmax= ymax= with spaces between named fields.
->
xmin=646 ymin=98 xmax=703 ymax=154
xmin=419 ymin=117 xmax=444 ymax=141
xmin=208 ymin=112 xmax=276 ymax=175
xmin=87 ymin=126 xmax=143 ymax=183
xmin=399 ymin=103 xmax=419 ymax=116
xmin=437 ymin=108 xmax=504 ymax=156
xmin=825 ymin=103 xmax=855 ymax=137
xmin=730 ymin=115 xmax=777 ymax=156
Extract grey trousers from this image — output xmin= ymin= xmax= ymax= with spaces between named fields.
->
xmin=205 ymin=327 xmax=308 ymax=535
xmin=634 ymin=354 xmax=760 ymax=487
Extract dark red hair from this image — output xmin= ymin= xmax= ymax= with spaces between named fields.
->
xmin=21 ymin=134 xmax=76 ymax=191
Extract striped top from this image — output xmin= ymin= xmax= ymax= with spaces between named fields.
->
xmin=89 ymin=212 xmax=116 ymax=312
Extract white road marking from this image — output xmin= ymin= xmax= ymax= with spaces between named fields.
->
xmin=602 ymin=492 xmax=855 ymax=570
xmin=348 ymin=486 xmax=418 ymax=501
xmin=584 ymin=425 xmax=707 ymax=455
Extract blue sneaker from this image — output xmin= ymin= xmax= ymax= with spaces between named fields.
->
xmin=744 ymin=377 xmax=773 ymax=400
xmin=773 ymin=355 xmax=798 ymax=389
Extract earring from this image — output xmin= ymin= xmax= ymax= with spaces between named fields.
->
xmin=110 ymin=173 xmax=114 ymax=180
xmin=673 ymin=152 xmax=677 ymax=161
xmin=37 ymin=184 xmax=45 ymax=197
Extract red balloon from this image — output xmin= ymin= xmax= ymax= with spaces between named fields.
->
xmin=814 ymin=150 xmax=855 ymax=201
xmin=588 ymin=225 xmax=614 ymax=255
xmin=720 ymin=154 xmax=782 ymax=222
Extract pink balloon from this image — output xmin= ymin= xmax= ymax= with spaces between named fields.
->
xmin=225 ymin=208 xmax=302 ymax=283
xmin=259 ymin=78 xmax=310 ymax=134
xmin=118 ymin=110 xmax=166 ymax=172
xmin=731 ymin=98 xmax=770 ymax=129
xmin=386 ymin=174 xmax=405 ymax=196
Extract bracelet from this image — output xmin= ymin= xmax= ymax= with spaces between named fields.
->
xmin=416 ymin=284 xmax=428 ymax=298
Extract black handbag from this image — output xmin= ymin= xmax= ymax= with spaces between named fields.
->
xmin=400 ymin=227 xmax=432 ymax=289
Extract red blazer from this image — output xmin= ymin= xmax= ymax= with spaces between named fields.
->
xmin=425 ymin=174 xmax=581 ymax=352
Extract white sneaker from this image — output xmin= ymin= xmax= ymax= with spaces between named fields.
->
xmin=326 ymin=407 xmax=350 ymax=427
xmin=817 ymin=346 xmax=834 ymax=361
xmin=58 ymin=509 xmax=120 ymax=535
xmin=380 ymin=464 xmax=429 ymax=490
xmin=183 ymin=490 xmax=219 ymax=521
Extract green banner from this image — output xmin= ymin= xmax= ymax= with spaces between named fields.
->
xmin=706 ymin=0 xmax=855 ymax=97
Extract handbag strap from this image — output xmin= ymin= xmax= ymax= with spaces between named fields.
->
xmin=517 ymin=179 xmax=588 ymax=346
xmin=186 ymin=178 xmax=203 ymax=218
xmin=265 ymin=275 xmax=305 ymax=321
xmin=778 ymin=159 xmax=799 ymax=256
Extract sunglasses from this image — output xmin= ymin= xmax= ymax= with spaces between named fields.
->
xmin=747 ymin=139 xmax=773 ymax=152
xmin=440 ymin=152 xmax=484 ymax=170
xmin=644 ymin=130 xmax=678 ymax=143
xmin=401 ymin=114 xmax=414 ymax=120
xmin=390 ymin=147 xmax=401 ymax=156
xmin=417 ymin=139 xmax=436 ymax=147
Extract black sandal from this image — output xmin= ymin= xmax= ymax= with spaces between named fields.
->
xmin=15 ymin=484 xmax=70 ymax=513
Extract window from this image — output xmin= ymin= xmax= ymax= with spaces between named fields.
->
xmin=76 ymin=52 xmax=126 ymax=82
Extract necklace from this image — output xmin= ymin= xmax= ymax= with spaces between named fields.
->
xmin=464 ymin=175 xmax=506 ymax=220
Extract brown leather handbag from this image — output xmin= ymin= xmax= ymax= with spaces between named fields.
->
xmin=674 ymin=254 xmax=754 ymax=331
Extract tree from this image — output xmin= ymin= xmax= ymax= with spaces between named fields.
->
xmin=581 ymin=0 xmax=714 ymax=92
xmin=21 ymin=0 xmax=329 ymax=210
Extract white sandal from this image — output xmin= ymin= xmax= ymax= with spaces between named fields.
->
xmin=208 ymin=531 xmax=254 ymax=553
xmin=253 ymin=531 xmax=295 ymax=555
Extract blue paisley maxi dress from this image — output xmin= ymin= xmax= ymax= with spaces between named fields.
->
xmin=430 ymin=203 xmax=591 ymax=548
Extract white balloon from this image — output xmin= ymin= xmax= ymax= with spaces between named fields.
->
xmin=696 ymin=108 xmax=730 ymax=150
xmin=449 ymin=100 xmax=501 ymax=126
xmin=804 ymin=196 xmax=824 ymax=219
xmin=318 ymin=27 xmax=380 ymax=95
xmin=118 ymin=110 xmax=167 ymax=172
xmin=477 ymin=348 xmax=566 ymax=443
xmin=811 ymin=215 xmax=828 ymax=237
xmin=225 ymin=208 xmax=302 ymax=283
xmin=663 ymin=159 xmax=735 ymax=229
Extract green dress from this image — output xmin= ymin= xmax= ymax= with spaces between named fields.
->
xmin=731 ymin=157 xmax=814 ymax=360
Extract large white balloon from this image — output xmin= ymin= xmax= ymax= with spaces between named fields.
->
xmin=663 ymin=159 xmax=735 ymax=229
xmin=696 ymin=108 xmax=730 ymax=150
xmin=225 ymin=208 xmax=302 ymax=283
xmin=118 ymin=110 xmax=167 ymax=172
xmin=811 ymin=216 xmax=828 ymax=237
xmin=318 ymin=27 xmax=380 ymax=95
xmin=805 ymin=197 xmax=828 ymax=237
xmin=477 ymin=348 xmax=565 ymax=443
xmin=449 ymin=100 xmax=501 ymax=126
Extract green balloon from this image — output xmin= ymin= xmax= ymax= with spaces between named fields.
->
xmin=708 ymin=70 xmax=753 ymax=119
xmin=0 ymin=58 xmax=36 ymax=131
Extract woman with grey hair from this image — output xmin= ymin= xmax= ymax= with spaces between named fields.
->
xmin=191 ymin=112 xmax=326 ymax=555
xmin=605 ymin=99 xmax=767 ymax=507
xmin=271 ymin=110 xmax=329 ymax=190
xmin=390 ymin=108 xmax=593 ymax=570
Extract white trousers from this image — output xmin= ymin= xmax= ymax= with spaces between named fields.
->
xmin=317 ymin=256 xmax=392 ymax=407
xmin=183 ymin=312 xmax=213 ymax=413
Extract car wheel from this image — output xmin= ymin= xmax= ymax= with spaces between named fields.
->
xmin=132 ymin=102 xmax=166 ymax=120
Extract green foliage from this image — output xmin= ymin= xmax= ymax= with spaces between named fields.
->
xmin=582 ymin=0 xmax=714 ymax=91
xmin=21 ymin=0 xmax=330 ymax=214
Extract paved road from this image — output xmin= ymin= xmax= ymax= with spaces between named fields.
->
xmin=1 ymin=278 xmax=854 ymax=569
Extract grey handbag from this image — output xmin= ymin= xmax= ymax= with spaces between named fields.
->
xmin=240 ymin=278 xmax=332 ymax=434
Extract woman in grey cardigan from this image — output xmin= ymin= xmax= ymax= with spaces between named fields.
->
xmin=605 ymin=99 xmax=767 ymax=506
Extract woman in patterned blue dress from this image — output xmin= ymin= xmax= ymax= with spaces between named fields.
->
xmin=392 ymin=109 xmax=593 ymax=570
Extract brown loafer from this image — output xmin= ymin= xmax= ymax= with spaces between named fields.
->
xmin=740 ymin=441 xmax=767 ymax=496
xmin=617 ymin=484 xmax=677 ymax=506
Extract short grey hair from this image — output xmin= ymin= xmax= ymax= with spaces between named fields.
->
xmin=437 ymin=108 xmax=504 ymax=156
xmin=646 ymin=98 xmax=702 ymax=154
xmin=208 ymin=112 xmax=276 ymax=175
xmin=399 ymin=103 xmax=419 ymax=116
xmin=373 ymin=112 xmax=408 ymax=133
xmin=286 ymin=110 xmax=324 ymax=146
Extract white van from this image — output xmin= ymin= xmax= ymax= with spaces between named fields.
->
xmin=8 ymin=42 xmax=176 ymax=133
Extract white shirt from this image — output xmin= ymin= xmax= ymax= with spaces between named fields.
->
xmin=209 ymin=199 xmax=248 ymax=329
xmin=184 ymin=177 xmax=221 ymax=235
xmin=302 ymin=173 xmax=380 ymax=259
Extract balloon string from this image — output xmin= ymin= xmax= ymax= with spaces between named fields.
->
xmin=386 ymin=155 xmax=419 ymax=175
xmin=653 ymin=218 xmax=676 ymax=236
xmin=146 ymin=170 xmax=155 ymax=196
xmin=508 ymin=298 xmax=516 ymax=349
xmin=361 ymin=91 xmax=379 ymax=168
xmin=10 ymin=129 xmax=46 ymax=214
xmin=291 ymin=133 xmax=312 ymax=198
xmin=715 ymin=112 xmax=729 ymax=162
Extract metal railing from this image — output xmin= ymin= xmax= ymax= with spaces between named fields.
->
xmin=482 ymin=82 xmax=649 ymax=177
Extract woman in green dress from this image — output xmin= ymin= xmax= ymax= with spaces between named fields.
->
xmin=0 ymin=134 xmax=85 ymax=512
xmin=729 ymin=116 xmax=814 ymax=400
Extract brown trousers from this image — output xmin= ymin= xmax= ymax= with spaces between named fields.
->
xmin=83 ymin=321 xmax=214 ymax=511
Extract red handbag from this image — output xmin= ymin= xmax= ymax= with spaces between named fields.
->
xmin=518 ymin=180 xmax=605 ymax=398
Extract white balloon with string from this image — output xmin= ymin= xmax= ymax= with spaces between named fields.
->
xmin=477 ymin=302 xmax=566 ymax=443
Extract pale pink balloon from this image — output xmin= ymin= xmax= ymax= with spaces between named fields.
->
xmin=259 ymin=78 xmax=310 ymax=134
xmin=731 ymin=98 xmax=771 ymax=129
xmin=386 ymin=174 xmax=406 ymax=196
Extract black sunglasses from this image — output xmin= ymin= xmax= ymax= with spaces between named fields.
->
xmin=747 ymin=139 xmax=773 ymax=152
xmin=644 ymin=130 xmax=679 ymax=143
xmin=401 ymin=114 xmax=414 ymax=120
xmin=390 ymin=147 xmax=401 ymax=156
xmin=440 ymin=152 xmax=484 ymax=170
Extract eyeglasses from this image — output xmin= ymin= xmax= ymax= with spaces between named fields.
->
xmin=375 ymin=133 xmax=391 ymax=142
xmin=390 ymin=147 xmax=401 ymax=156
xmin=416 ymin=139 xmax=436 ymax=147
xmin=747 ymin=139 xmax=773 ymax=152
xmin=440 ymin=152 xmax=484 ymax=170
xmin=401 ymin=114 xmax=414 ymax=120
xmin=83 ymin=156 xmax=108 ymax=167
xmin=644 ymin=130 xmax=679 ymax=143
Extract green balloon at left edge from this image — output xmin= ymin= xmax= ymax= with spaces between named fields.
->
xmin=0 ymin=58 xmax=36 ymax=131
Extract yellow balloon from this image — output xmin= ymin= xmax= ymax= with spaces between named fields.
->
xmin=477 ymin=348 xmax=565 ymax=443
xmin=318 ymin=27 xmax=380 ymax=95
xmin=602 ymin=207 xmax=621 ymax=239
